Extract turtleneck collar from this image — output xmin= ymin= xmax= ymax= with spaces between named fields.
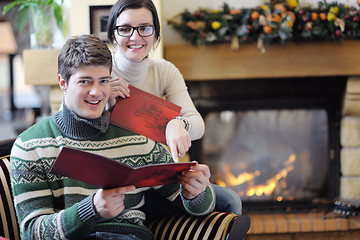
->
xmin=52 ymin=102 xmax=110 ymax=140
xmin=112 ymin=46 xmax=150 ymax=85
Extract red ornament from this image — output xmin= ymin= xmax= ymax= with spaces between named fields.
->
xmin=335 ymin=30 xmax=342 ymax=37
xmin=194 ymin=11 xmax=202 ymax=18
xmin=353 ymin=16 xmax=360 ymax=22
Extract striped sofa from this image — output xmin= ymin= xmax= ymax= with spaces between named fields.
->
xmin=0 ymin=138 xmax=19 ymax=240
xmin=0 ymin=138 xmax=249 ymax=240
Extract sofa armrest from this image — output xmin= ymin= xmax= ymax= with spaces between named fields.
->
xmin=147 ymin=211 xmax=238 ymax=240
xmin=0 ymin=155 xmax=20 ymax=240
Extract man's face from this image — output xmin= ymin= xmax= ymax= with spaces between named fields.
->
xmin=58 ymin=65 xmax=111 ymax=119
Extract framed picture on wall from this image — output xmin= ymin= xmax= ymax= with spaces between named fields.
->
xmin=89 ymin=5 xmax=112 ymax=42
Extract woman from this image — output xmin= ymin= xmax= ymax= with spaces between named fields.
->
xmin=107 ymin=0 xmax=242 ymax=217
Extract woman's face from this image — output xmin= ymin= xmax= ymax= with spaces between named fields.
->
xmin=114 ymin=8 xmax=156 ymax=63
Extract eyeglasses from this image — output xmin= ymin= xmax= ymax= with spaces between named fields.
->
xmin=115 ymin=25 xmax=155 ymax=37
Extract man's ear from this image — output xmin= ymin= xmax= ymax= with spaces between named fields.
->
xmin=58 ymin=74 xmax=67 ymax=92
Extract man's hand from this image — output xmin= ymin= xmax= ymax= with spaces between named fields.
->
xmin=179 ymin=162 xmax=210 ymax=199
xmin=93 ymin=185 xmax=135 ymax=218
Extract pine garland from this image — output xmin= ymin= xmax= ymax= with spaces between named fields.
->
xmin=168 ymin=0 xmax=360 ymax=52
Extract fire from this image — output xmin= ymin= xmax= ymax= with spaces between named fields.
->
xmin=246 ymin=165 xmax=294 ymax=197
xmin=222 ymin=165 xmax=260 ymax=186
xmin=285 ymin=153 xmax=296 ymax=165
xmin=217 ymin=154 xmax=297 ymax=198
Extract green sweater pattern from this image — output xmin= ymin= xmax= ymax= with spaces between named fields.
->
xmin=10 ymin=117 xmax=215 ymax=240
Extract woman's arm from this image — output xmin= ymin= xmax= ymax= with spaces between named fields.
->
xmin=160 ymin=60 xmax=205 ymax=161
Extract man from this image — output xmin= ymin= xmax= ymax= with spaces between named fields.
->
xmin=10 ymin=35 xmax=215 ymax=240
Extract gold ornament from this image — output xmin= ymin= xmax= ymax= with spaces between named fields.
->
xmin=334 ymin=18 xmax=345 ymax=32
xmin=231 ymin=35 xmax=239 ymax=50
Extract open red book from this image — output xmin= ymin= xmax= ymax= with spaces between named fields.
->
xmin=49 ymin=147 xmax=195 ymax=189
xmin=110 ymin=85 xmax=182 ymax=144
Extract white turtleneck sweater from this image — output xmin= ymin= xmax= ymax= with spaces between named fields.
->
xmin=112 ymin=49 xmax=205 ymax=140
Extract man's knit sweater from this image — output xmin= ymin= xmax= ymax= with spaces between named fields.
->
xmin=10 ymin=105 xmax=215 ymax=240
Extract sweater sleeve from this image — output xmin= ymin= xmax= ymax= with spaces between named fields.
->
xmin=10 ymin=140 xmax=104 ymax=240
xmin=180 ymin=184 xmax=216 ymax=216
xmin=153 ymin=183 xmax=215 ymax=216
xmin=152 ymin=143 xmax=215 ymax=216
xmin=159 ymin=60 xmax=205 ymax=141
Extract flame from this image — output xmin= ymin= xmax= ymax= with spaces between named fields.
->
xmin=246 ymin=164 xmax=295 ymax=197
xmin=285 ymin=153 xmax=296 ymax=165
xmin=219 ymin=154 xmax=297 ymax=198
xmin=216 ymin=178 xmax=227 ymax=187
xmin=221 ymin=165 xmax=260 ymax=186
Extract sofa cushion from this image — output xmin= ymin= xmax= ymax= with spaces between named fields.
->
xmin=147 ymin=211 xmax=237 ymax=240
xmin=0 ymin=156 xmax=20 ymax=240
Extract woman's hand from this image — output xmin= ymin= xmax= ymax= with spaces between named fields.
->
xmin=166 ymin=118 xmax=191 ymax=162
xmin=93 ymin=185 xmax=135 ymax=218
xmin=179 ymin=162 xmax=210 ymax=199
xmin=108 ymin=76 xmax=130 ymax=109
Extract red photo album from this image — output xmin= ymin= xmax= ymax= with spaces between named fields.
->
xmin=110 ymin=85 xmax=182 ymax=144
xmin=49 ymin=147 xmax=195 ymax=189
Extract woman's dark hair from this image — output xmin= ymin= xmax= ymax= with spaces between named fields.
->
xmin=107 ymin=0 xmax=160 ymax=45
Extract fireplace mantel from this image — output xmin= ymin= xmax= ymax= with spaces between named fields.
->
xmin=164 ymin=40 xmax=360 ymax=81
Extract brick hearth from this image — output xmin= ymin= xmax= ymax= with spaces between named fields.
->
xmin=246 ymin=212 xmax=360 ymax=239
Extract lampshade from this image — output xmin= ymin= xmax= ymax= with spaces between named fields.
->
xmin=0 ymin=21 xmax=17 ymax=54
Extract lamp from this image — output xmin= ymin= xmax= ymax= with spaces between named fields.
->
xmin=0 ymin=21 xmax=18 ymax=115
xmin=0 ymin=21 xmax=17 ymax=54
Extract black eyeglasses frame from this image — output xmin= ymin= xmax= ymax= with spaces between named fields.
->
xmin=115 ymin=25 xmax=155 ymax=37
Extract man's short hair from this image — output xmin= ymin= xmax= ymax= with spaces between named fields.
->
xmin=58 ymin=35 xmax=112 ymax=84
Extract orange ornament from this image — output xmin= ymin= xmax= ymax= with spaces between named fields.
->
xmin=274 ymin=3 xmax=287 ymax=14
xmin=251 ymin=11 xmax=260 ymax=20
xmin=267 ymin=13 xmax=282 ymax=23
xmin=357 ymin=0 xmax=360 ymax=6
xmin=263 ymin=25 xmax=272 ymax=34
xmin=319 ymin=12 xmax=327 ymax=21
xmin=287 ymin=11 xmax=296 ymax=21
xmin=229 ymin=9 xmax=241 ymax=15
xmin=311 ymin=12 xmax=318 ymax=21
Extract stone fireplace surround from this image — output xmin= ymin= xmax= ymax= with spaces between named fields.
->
xmin=165 ymin=41 xmax=360 ymax=239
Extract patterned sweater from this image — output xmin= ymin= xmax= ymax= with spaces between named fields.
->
xmin=10 ymin=109 xmax=215 ymax=239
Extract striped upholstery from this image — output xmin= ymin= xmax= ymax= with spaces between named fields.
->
xmin=0 ymin=155 xmax=19 ymax=240
xmin=148 ymin=211 xmax=237 ymax=240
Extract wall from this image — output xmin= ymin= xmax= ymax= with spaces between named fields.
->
xmin=68 ymin=0 xmax=163 ymax=59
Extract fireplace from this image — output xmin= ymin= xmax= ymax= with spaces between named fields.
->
xmin=187 ymin=76 xmax=347 ymax=212
xmin=165 ymin=42 xmax=360 ymax=237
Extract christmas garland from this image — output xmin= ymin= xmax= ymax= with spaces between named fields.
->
xmin=168 ymin=0 xmax=360 ymax=52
